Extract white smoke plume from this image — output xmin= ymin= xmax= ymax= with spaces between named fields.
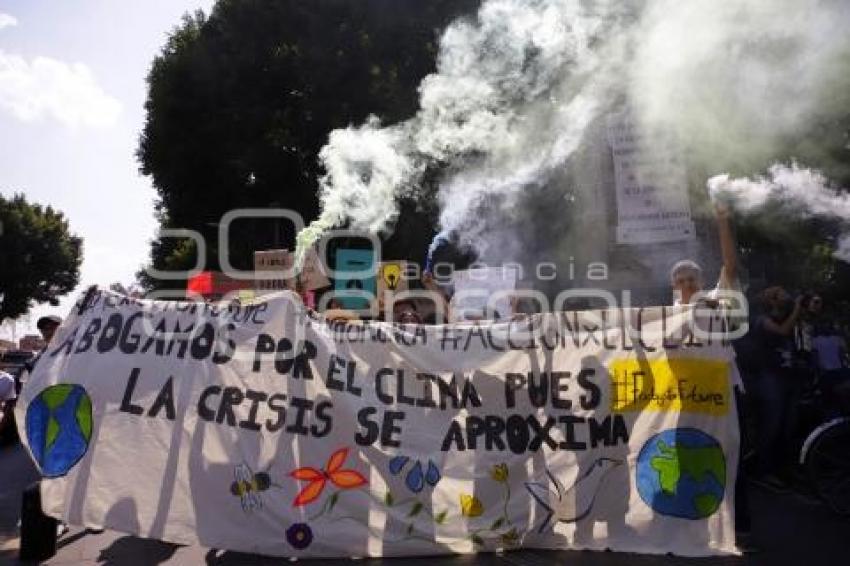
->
xmin=295 ymin=0 xmax=850 ymax=267
xmin=708 ymin=164 xmax=850 ymax=261
xmin=295 ymin=0 xmax=631 ymax=264
xmin=631 ymin=0 xmax=850 ymax=167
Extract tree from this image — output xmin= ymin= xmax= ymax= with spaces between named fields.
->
xmin=0 ymin=194 xmax=83 ymax=321
xmin=137 ymin=0 xmax=480 ymax=291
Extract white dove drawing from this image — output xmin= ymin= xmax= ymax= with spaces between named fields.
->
xmin=525 ymin=457 xmax=623 ymax=532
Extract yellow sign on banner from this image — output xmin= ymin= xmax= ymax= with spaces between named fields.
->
xmin=608 ymin=357 xmax=730 ymax=415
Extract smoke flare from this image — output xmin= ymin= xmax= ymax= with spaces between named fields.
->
xmin=708 ymin=164 xmax=850 ymax=261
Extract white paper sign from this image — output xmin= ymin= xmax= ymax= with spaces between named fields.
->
xmin=450 ymin=266 xmax=518 ymax=322
xmin=608 ymin=113 xmax=696 ymax=245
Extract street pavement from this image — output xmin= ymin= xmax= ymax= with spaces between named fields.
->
xmin=2 ymin=442 xmax=848 ymax=566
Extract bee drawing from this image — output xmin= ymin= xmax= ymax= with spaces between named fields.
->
xmin=230 ymin=463 xmax=272 ymax=513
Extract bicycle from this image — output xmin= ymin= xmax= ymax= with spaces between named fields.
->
xmin=795 ymin=375 xmax=850 ymax=516
xmin=740 ymin=366 xmax=850 ymax=517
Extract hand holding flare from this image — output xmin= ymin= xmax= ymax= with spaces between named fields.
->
xmin=290 ymin=448 xmax=368 ymax=506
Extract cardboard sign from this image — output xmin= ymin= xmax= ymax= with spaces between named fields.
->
xmin=377 ymin=261 xmax=411 ymax=298
xmin=253 ymin=249 xmax=295 ymax=294
xmin=254 ymin=249 xmax=331 ymax=294
xmin=333 ymin=248 xmax=376 ymax=310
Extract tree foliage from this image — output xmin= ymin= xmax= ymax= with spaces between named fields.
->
xmin=138 ymin=0 xmax=480 ymax=290
xmin=0 ymin=194 xmax=82 ymax=320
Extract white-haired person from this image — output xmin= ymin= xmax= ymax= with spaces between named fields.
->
xmin=670 ymin=201 xmax=754 ymax=550
xmin=670 ymin=202 xmax=738 ymax=305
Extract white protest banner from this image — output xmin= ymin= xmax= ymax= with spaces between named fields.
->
xmin=17 ymin=290 xmax=739 ymax=558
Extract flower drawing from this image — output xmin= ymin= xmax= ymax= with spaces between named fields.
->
xmin=490 ymin=463 xmax=509 ymax=483
xmin=290 ymin=447 xmax=367 ymax=506
xmin=286 ymin=522 xmax=313 ymax=549
xmin=459 ymin=494 xmax=484 ymax=517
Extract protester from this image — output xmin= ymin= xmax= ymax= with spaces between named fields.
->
xmin=23 ymin=314 xmax=70 ymax=537
xmin=322 ymin=270 xmax=454 ymax=325
xmin=668 ymin=201 xmax=753 ymax=548
xmin=806 ymin=294 xmax=824 ymax=318
xmin=24 ymin=315 xmax=62 ymax=375
xmin=323 ymin=296 xmax=422 ymax=325
xmin=37 ymin=315 xmax=61 ymax=344
xmin=792 ymin=292 xmax=823 ymax=361
xmin=0 ymin=369 xmax=17 ymax=444
xmin=748 ymin=287 xmax=804 ymax=485
xmin=391 ymin=299 xmax=423 ymax=324
xmin=670 ymin=202 xmax=738 ymax=305
xmin=811 ymin=321 xmax=850 ymax=414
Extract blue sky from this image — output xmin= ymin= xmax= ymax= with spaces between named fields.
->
xmin=0 ymin=0 xmax=214 ymax=340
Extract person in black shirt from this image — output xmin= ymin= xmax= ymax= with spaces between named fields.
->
xmin=24 ymin=316 xmax=62 ymax=375
xmin=749 ymin=287 xmax=804 ymax=483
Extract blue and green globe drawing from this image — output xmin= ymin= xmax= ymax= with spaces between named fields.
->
xmin=25 ymin=384 xmax=93 ymax=478
xmin=636 ymin=428 xmax=726 ymax=520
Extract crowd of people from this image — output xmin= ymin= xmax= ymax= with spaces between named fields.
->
xmin=739 ymin=289 xmax=850 ymax=474
xmin=669 ymin=203 xmax=850 ymax=550
xmin=4 ymin=203 xmax=849 ymax=556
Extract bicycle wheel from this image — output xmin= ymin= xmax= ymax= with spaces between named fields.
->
xmin=801 ymin=417 xmax=850 ymax=516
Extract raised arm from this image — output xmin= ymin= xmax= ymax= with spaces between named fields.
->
xmin=715 ymin=201 xmax=737 ymax=285
xmin=760 ymin=297 xmax=803 ymax=336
